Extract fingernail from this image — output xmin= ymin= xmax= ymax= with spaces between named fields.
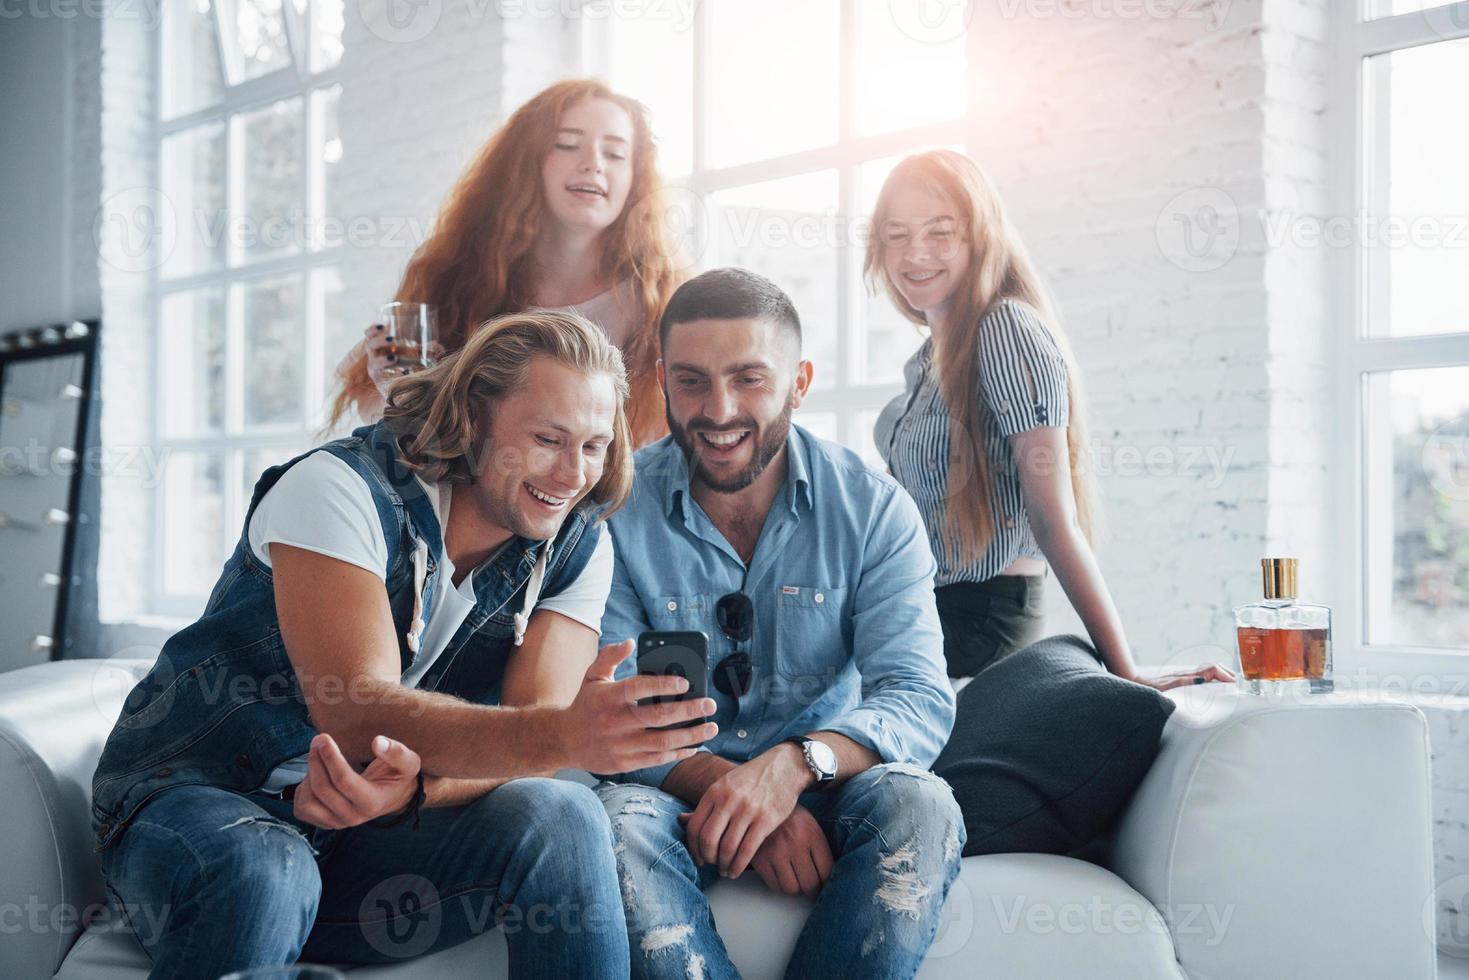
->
xmin=675 ymin=678 xmax=689 ymax=692
xmin=374 ymin=735 xmax=389 ymax=752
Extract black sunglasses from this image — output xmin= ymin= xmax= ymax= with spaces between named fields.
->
xmin=713 ymin=591 xmax=754 ymax=699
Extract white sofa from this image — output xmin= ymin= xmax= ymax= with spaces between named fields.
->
xmin=0 ymin=658 xmax=1440 ymax=979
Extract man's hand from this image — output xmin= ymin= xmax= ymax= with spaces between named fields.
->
xmin=557 ymin=640 xmax=719 ymax=775
xmin=677 ymin=742 xmax=811 ymax=879
xmin=294 ymin=732 xmax=421 ymax=830
xmin=748 ymin=806 xmax=834 ymax=898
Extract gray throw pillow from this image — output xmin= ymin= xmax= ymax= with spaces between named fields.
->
xmin=932 ymin=634 xmax=1176 ymax=857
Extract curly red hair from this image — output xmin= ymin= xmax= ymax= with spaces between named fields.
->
xmin=330 ymin=78 xmax=684 ymax=445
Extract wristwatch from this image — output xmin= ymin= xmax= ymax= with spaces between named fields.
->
xmin=783 ymin=736 xmax=838 ymax=786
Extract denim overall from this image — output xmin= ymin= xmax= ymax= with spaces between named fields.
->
xmin=90 ymin=420 xmax=599 ymax=855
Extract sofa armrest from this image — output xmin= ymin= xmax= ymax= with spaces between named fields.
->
xmin=1106 ymin=686 xmax=1438 ymax=979
xmin=0 ymin=658 xmax=153 ymax=980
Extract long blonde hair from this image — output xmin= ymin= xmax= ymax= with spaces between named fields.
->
xmin=331 ymin=78 xmax=684 ymax=445
xmin=381 ymin=309 xmax=634 ymax=520
xmin=864 ymin=150 xmax=1097 ymax=563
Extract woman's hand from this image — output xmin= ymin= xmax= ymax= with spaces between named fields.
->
xmin=1123 ymin=663 xmax=1236 ymax=691
xmin=293 ymin=732 xmax=422 ymax=830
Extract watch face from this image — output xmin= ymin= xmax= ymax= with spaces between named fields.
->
xmin=808 ymin=739 xmax=838 ymax=776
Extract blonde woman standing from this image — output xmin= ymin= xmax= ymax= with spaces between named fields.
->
xmin=867 ymin=150 xmax=1230 ymax=690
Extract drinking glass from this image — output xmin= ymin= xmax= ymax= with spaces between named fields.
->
xmin=378 ymin=302 xmax=439 ymax=373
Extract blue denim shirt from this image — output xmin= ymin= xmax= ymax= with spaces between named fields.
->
xmin=90 ymin=421 xmax=601 ymax=852
xmin=601 ymin=426 xmax=954 ymax=788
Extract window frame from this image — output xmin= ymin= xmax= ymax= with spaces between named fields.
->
xmin=580 ymin=0 xmax=980 ymax=458
xmin=150 ymin=0 xmax=344 ymax=619
xmin=1330 ymin=0 xmax=1469 ymax=679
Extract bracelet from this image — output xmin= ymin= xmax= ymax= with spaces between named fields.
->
xmin=370 ymin=771 xmax=426 ymax=831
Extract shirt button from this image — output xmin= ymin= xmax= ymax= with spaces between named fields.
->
xmin=814 ymin=593 xmax=824 ymax=604
xmin=736 ymin=729 xmax=748 ymax=739
xmin=666 ymin=600 xmax=678 ymax=612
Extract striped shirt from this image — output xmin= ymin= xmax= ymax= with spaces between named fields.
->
xmin=874 ymin=299 xmax=1070 ymax=587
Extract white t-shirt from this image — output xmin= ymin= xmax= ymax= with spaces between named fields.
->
xmin=248 ymin=450 xmax=613 ymax=789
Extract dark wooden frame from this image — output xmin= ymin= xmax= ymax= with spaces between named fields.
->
xmin=0 ymin=320 xmax=100 ymax=661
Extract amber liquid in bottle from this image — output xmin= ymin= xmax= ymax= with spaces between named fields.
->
xmin=1235 ymin=626 xmax=1329 ymax=680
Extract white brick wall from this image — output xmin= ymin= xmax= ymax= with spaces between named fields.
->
xmin=967 ymin=1 xmax=1288 ymax=659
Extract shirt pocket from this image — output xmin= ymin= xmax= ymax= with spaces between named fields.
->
xmin=772 ymin=584 xmax=849 ymax=681
xmin=646 ymin=593 xmax=713 ymax=636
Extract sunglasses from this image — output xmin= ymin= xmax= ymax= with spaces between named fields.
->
xmin=713 ymin=591 xmax=755 ymax=699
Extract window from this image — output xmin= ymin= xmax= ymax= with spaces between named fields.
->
xmin=585 ymin=0 xmax=973 ymax=465
xmin=1339 ymin=1 xmax=1469 ymax=655
xmin=153 ymin=0 xmax=348 ymax=617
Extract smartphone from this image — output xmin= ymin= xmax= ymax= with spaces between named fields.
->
xmin=636 ymin=630 xmax=710 ymax=730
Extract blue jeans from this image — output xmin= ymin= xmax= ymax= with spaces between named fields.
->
xmin=597 ymin=763 xmax=965 ymax=980
xmin=99 ymin=778 xmax=629 ymax=980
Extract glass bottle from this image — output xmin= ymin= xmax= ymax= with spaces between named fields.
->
xmin=1234 ymin=557 xmax=1333 ymax=695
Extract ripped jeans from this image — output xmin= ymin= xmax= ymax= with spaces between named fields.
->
xmin=98 ymin=779 xmax=629 ymax=980
xmin=597 ymin=763 xmax=965 ymax=980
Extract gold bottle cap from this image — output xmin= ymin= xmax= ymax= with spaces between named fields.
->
xmin=1261 ymin=558 xmax=1299 ymax=600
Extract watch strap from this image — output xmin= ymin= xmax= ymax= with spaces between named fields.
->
xmin=784 ymin=736 xmax=835 ymax=783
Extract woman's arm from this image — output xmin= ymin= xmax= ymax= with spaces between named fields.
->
xmin=1010 ymin=426 xmax=1233 ymax=690
xmin=421 ymin=610 xmax=599 ymax=807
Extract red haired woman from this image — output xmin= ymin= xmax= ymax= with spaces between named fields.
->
xmin=330 ymin=79 xmax=684 ymax=446
xmin=868 ymin=150 xmax=1232 ymax=690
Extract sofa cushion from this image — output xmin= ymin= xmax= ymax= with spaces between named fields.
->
xmin=55 ymin=854 xmax=1183 ymax=980
xmin=932 ymin=634 xmax=1175 ymax=856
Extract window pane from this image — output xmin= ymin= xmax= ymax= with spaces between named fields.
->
xmin=313 ymin=265 xmax=350 ymax=407
xmin=710 ymin=172 xmax=839 ymax=389
xmin=855 ymin=2 xmax=966 ymax=136
xmin=608 ymin=11 xmax=693 ymax=176
xmin=797 ymin=410 xmax=836 ymax=443
xmin=161 ymin=123 xmax=227 ymax=278
xmin=852 ymin=407 xmax=885 ymax=469
xmin=707 ymin=0 xmax=839 ymax=166
xmin=162 ymin=0 xmax=225 ymax=118
xmin=239 ymin=274 xmax=305 ymax=427
xmin=310 ymin=0 xmax=344 ymax=71
xmin=1366 ymin=0 xmax=1465 ymax=15
xmin=312 ymin=85 xmax=342 ymax=241
xmin=1367 ymin=39 xmax=1469 ymax=337
xmin=221 ymin=0 xmax=293 ymax=82
xmin=1370 ymin=366 xmax=1469 ymax=649
xmin=161 ymin=452 xmax=226 ymax=597
xmin=235 ymin=98 xmax=305 ymax=263
xmin=857 ymin=155 xmax=930 ymax=383
xmin=161 ymin=288 xmax=226 ymax=438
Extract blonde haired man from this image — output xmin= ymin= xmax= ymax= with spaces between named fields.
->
xmin=92 ymin=311 xmax=716 ymax=979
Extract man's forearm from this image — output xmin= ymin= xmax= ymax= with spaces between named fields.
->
xmin=660 ymin=752 xmax=737 ymax=806
xmin=810 ymin=731 xmax=881 ymax=789
xmin=424 ymin=775 xmax=511 ymax=808
xmin=313 ymin=677 xmax=569 ymax=779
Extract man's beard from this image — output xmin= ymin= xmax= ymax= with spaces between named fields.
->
xmin=667 ymin=404 xmax=793 ymax=495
